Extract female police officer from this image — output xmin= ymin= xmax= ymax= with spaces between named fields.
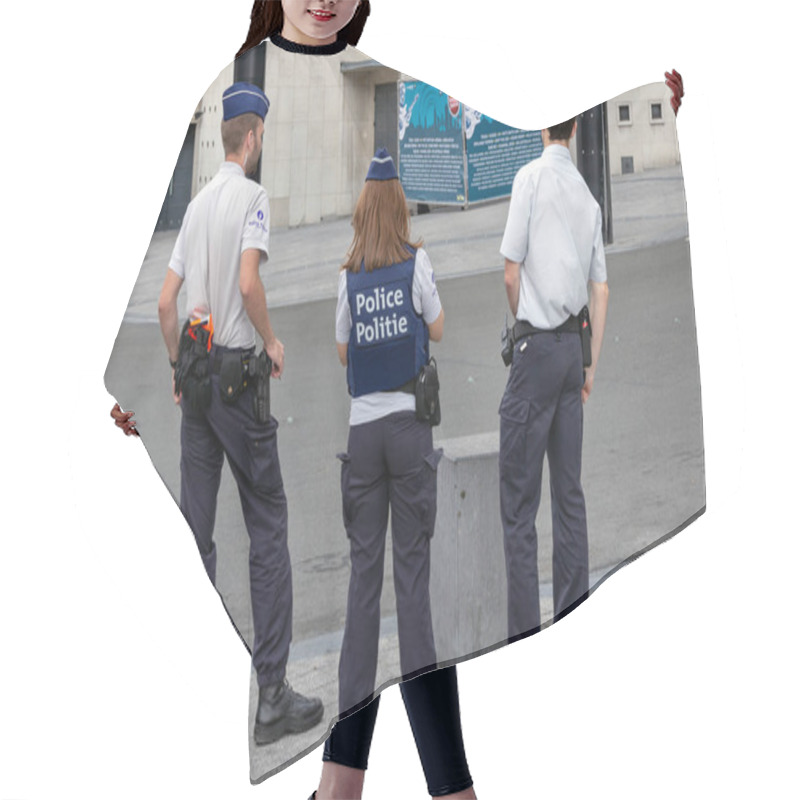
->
xmin=310 ymin=148 xmax=474 ymax=800
xmin=334 ymin=147 xmax=444 ymax=716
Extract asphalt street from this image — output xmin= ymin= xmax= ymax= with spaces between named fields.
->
xmin=107 ymin=236 xmax=703 ymax=635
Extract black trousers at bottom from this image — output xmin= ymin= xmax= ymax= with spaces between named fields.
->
xmin=323 ymin=666 xmax=473 ymax=797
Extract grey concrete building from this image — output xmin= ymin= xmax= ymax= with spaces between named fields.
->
xmin=158 ymin=43 xmax=679 ymax=230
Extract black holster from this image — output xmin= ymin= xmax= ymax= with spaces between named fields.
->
xmin=579 ymin=306 xmax=592 ymax=368
xmin=415 ymin=357 xmax=441 ymax=427
xmin=501 ymin=322 xmax=514 ymax=366
xmin=251 ymin=350 xmax=272 ymax=424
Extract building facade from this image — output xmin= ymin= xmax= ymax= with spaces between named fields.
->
xmin=187 ymin=44 xmax=399 ymax=230
xmin=157 ymin=44 xmax=679 ymax=231
xmin=608 ymin=82 xmax=680 ymax=177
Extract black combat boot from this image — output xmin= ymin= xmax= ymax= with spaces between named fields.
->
xmin=254 ymin=680 xmax=324 ymax=746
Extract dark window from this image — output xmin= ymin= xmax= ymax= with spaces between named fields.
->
xmin=621 ymin=156 xmax=634 ymax=175
xmin=651 ymin=102 xmax=663 ymax=121
xmin=618 ymin=104 xmax=631 ymax=123
xmin=156 ymin=124 xmax=196 ymax=230
xmin=374 ymin=82 xmax=399 ymax=170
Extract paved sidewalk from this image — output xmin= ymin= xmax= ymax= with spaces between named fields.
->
xmin=249 ymin=561 xmax=618 ymax=781
xmin=123 ymin=164 xmax=688 ymax=322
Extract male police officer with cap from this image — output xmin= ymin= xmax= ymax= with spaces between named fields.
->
xmin=157 ymin=82 xmax=323 ymax=745
xmin=499 ymin=117 xmax=609 ymax=641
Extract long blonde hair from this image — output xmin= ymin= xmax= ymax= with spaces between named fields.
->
xmin=343 ymin=180 xmax=422 ymax=273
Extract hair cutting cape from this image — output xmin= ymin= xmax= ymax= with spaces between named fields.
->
xmin=105 ymin=39 xmax=703 ymax=783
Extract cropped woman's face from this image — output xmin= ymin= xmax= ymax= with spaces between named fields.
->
xmin=281 ymin=0 xmax=361 ymax=45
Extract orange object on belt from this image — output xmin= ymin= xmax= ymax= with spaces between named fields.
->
xmin=188 ymin=314 xmax=214 ymax=352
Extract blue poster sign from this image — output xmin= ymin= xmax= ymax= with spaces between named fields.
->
xmin=398 ymin=81 xmax=465 ymax=204
xmin=464 ymin=107 xmax=543 ymax=203
xmin=397 ymin=82 xmax=545 ymax=205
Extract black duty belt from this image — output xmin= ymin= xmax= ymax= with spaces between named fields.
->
xmin=513 ymin=314 xmax=581 ymax=342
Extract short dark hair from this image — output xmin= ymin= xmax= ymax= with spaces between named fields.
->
xmin=221 ymin=112 xmax=262 ymax=156
xmin=237 ymin=0 xmax=371 ymax=58
xmin=547 ymin=117 xmax=576 ymax=142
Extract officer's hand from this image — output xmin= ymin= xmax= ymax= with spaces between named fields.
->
xmin=265 ymin=337 xmax=284 ymax=379
xmin=110 ymin=402 xmax=139 ymax=437
xmin=171 ymin=369 xmax=182 ymax=405
xmin=581 ymin=371 xmax=594 ymax=404
xmin=665 ymin=69 xmax=684 ymax=115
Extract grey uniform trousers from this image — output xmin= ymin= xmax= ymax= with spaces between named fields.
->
xmin=337 ymin=411 xmax=440 ymax=715
xmin=179 ymin=357 xmax=292 ymax=687
xmin=499 ymin=331 xmax=589 ymax=641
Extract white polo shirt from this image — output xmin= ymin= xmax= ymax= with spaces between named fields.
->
xmin=168 ymin=161 xmax=270 ymax=348
xmin=500 ymin=144 xmax=607 ymax=329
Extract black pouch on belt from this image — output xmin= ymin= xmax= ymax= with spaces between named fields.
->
xmin=219 ymin=352 xmax=245 ymax=403
xmin=415 ymin=357 xmax=441 ymax=427
xmin=175 ymin=320 xmax=211 ymax=413
xmin=579 ymin=306 xmax=592 ymax=368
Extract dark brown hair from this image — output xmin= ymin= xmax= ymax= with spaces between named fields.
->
xmin=547 ymin=117 xmax=577 ymax=142
xmin=343 ymin=179 xmax=422 ymax=273
xmin=237 ymin=0 xmax=371 ymax=58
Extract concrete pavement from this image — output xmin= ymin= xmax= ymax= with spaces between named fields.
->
xmin=121 ymin=164 xmax=689 ymax=321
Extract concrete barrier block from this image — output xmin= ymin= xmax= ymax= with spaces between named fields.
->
xmin=430 ymin=431 xmax=507 ymax=663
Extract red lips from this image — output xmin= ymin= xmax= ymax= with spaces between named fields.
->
xmin=308 ymin=9 xmax=334 ymax=21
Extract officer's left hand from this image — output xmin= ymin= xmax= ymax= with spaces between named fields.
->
xmin=110 ymin=402 xmax=139 ymax=437
xmin=265 ymin=337 xmax=285 ymax=379
xmin=665 ymin=69 xmax=684 ymax=115
xmin=171 ymin=369 xmax=182 ymax=405
xmin=581 ymin=371 xmax=595 ymax=404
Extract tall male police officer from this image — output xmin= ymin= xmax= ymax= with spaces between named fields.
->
xmin=157 ymin=82 xmax=323 ymax=745
xmin=499 ymin=118 xmax=609 ymax=641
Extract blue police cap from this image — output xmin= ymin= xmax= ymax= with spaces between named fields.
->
xmin=222 ymin=82 xmax=270 ymax=121
xmin=365 ymin=147 xmax=398 ymax=181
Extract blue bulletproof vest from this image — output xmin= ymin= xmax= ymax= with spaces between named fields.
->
xmin=346 ymin=250 xmax=429 ymax=397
